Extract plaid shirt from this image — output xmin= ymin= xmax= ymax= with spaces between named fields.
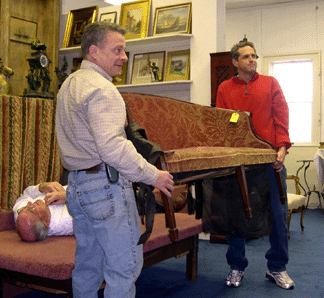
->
xmin=55 ymin=60 xmax=158 ymax=185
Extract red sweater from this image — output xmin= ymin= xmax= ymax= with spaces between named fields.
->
xmin=216 ymin=73 xmax=291 ymax=150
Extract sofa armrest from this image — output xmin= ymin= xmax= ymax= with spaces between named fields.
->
xmin=0 ymin=211 xmax=15 ymax=232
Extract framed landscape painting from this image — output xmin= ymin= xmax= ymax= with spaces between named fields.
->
xmin=119 ymin=0 xmax=151 ymax=39
xmin=152 ymin=2 xmax=192 ymax=36
xmin=164 ymin=50 xmax=190 ymax=81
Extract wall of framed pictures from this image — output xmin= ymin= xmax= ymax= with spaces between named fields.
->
xmin=58 ymin=0 xmax=222 ymax=106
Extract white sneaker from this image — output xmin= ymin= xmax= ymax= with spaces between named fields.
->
xmin=266 ymin=270 xmax=295 ymax=290
xmin=226 ymin=269 xmax=244 ymax=287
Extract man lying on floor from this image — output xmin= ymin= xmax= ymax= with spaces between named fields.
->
xmin=12 ymin=182 xmax=73 ymax=242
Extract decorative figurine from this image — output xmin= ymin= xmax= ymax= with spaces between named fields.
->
xmin=0 ymin=58 xmax=14 ymax=95
xmin=24 ymin=40 xmax=54 ymax=98
xmin=55 ymin=56 xmax=69 ymax=88
xmin=148 ymin=60 xmax=161 ymax=82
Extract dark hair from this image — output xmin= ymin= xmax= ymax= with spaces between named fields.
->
xmin=81 ymin=22 xmax=126 ymax=57
xmin=230 ymin=41 xmax=257 ymax=60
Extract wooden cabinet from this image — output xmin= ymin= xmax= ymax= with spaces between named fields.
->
xmin=210 ymin=52 xmax=236 ymax=107
xmin=0 ymin=0 xmax=60 ymax=97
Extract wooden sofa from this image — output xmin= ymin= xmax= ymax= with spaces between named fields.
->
xmin=0 ymin=93 xmax=281 ymax=297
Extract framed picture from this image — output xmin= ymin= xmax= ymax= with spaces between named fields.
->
xmin=164 ymin=50 xmax=190 ymax=81
xmin=63 ymin=6 xmax=98 ymax=48
xmin=152 ymin=2 xmax=192 ymax=36
xmin=10 ymin=17 xmax=37 ymax=44
xmin=100 ymin=11 xmax=117 ymax=23
xmin=131 ymin=51 xmax=165 ymax=84
xmin=113 ymin=52 xmax=129 ymax=85
xmin=119 ymin=0 xmax=151 ymax=40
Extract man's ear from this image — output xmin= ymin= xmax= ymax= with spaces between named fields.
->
xmin=232 ymin=58 xmax=238 ymax=68
xmin=89 ymin=45 xmax=98 ymax=58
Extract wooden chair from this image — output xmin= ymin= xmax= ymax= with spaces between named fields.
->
xmin=286 ymin=174 xmax=307 ymax=239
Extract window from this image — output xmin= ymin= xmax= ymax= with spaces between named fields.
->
xmin=262 ymin=52 xmax=321 ymax=146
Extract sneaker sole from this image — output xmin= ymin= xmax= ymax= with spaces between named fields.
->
xmin=266 ymin=272 xmax=294 ymax=290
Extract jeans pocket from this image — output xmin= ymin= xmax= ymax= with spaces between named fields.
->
xmin=76 ymin=177 xmax=114 ymax=221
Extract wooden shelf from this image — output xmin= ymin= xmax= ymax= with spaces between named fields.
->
xmin=59 ymin=34 xmax=193 ymax=53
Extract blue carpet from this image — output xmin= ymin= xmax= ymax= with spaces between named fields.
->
xmin=13 ymin=209 xmax=324 ymax=297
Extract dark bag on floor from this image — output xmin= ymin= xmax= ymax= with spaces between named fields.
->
xmin=202 ymin=165 xmax=272 ymax=239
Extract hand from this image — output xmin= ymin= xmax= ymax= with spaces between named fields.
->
xmin=152 ymin=170 xmax=174 ymax=198
xmin=45 ymin=191 xmax=66 ymax=205
xmin=272 ymin=146 xmax=287 ymax=172
xmin=39 ymin=182 xmax=65 ymax=194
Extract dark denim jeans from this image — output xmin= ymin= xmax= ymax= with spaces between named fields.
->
xmin=66 ymin=169 xmax=143 ymax=298
xmin=226 ymin=165 xmax=288 ymax=272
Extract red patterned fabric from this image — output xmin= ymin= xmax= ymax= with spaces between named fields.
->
xmin=0 ymin=96 xmax=62 ymax=211
xmin=122 ymin=93 xmax=274 ymax=151
xmin=122 ymin=93 xmax=277 ymax=181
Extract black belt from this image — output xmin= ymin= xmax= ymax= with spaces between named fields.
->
xmin=79 ymin=163 xmax=105 ymax=174
xmin=78 ymin=163 xmax=119 ymax=183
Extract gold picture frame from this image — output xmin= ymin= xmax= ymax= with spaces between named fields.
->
xmin=164 ymin=50 xmax=190 ymax=81
xmin=119 ymin=0 xmax=151 ymax=40
xmin=152 ymin=2 xmax=192 ymax=36
xmin=63 ymin=6 xmax=98 ymax=48
xmin=113 ymin=52 xmax=129 ymax=85
xmin=10 ymin=17 xmax=37 ymax=44
xmin=131 ymin=51 xmax=165 ymax=84
xmin=100 ymin=11 xmax=117 ymax=23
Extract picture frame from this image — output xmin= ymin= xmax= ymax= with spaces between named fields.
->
xmin=131 ymin=51 xmax=165 ymax=84
xmin=100 ymin=11 xmax=117 ymax=23
xmin=63 ymin=6 xmax=98 ymax=48
xmin=119 ymin=0 xmax=151 ymax=40
xmin=164 ymin=50 xmax=190 ymax=81
xmin=10 ymin=17 xmax=37 ymax=44
xmin=152 ymin=2 xmax=192 ymax=36
xmin=113 ymin=52 xmax=129 ymax=85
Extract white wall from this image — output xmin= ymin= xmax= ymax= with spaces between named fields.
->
xmin=59 ymin=0 xmax=222 ymax=105
xmin=226 ymin=0 xmax=324 ymax=208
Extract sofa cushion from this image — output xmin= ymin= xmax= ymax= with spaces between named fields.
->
xmin=163 ymin=146 xmax=277 ymax=183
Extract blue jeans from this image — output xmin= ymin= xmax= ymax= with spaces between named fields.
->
xmin=66 ymin=169 xmax=143 ymax=298
xmin=226 ymin=165 xmax=288 ymax=272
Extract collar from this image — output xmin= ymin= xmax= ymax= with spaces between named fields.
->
xmin=80 ymin=60 xmax=113 ymax=82
xmin=233 ymin=72 xmax=259 ymax=84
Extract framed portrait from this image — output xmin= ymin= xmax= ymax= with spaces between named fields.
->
xmin=131 ymin=51 xmax=165 ymax=84
xmin=10 ymin=17 xmax=37 ymax=44
xmin=164 ymin=50 xmax=190 ymax=81
xmin=152 ymin=2 xmax=192 ymax=36
xmin=100 ymin=11 xmax=117 ymax=23
xmin=63 ymin=6 xmax=98 ymax=48
xmin=113 ymin=52 xmax=129 ymax=85
xmin=119 ymin=0 xmax=151 ymax=40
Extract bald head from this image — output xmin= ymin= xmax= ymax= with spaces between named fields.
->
xmin=16 ymin=200 xmax=50 ymax=242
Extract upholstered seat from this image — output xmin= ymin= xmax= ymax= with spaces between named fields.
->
xmin=286 ymin=174 xmax=307 ymax=239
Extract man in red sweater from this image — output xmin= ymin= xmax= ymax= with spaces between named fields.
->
xmin=216 ymin=41 xmax=294 ymax=290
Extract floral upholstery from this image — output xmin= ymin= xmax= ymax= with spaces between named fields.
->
xmin=122 ymin=93 xmax=277 ymax=182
